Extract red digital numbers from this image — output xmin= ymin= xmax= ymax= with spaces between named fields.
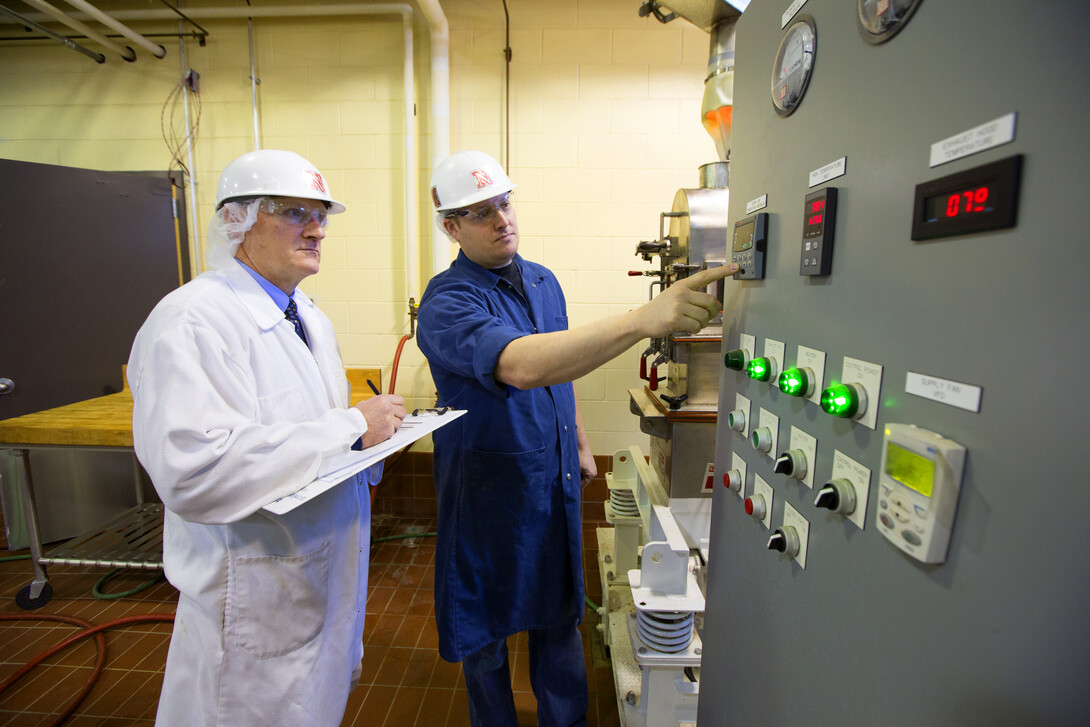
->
xmin=808 ymin=213 xmax=823 ymax=226
xmin=944 ymin=186 xmax=990 ymax=217
xmin=810 ymin=199 xmax=825 ymax=214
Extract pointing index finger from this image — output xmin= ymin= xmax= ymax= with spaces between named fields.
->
xmin=680 ymin=263 xmax=740 ymax=290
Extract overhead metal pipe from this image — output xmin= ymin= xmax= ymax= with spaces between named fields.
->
xmin=22 ymin=0 xmax=134 ymax=60
xmin=59 ymin=0 xmax=166 ymax=58
xmin=0 ymin=3 xmax=103 ymax=62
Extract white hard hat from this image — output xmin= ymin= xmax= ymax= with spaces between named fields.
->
xmin=430 ymin=150 xmax=516 ymax=212
xmin=215 ymin=149 xmax=346 ymax=213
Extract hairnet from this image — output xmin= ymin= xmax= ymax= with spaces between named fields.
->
xmin=205 ymin=198 xmax=262 ymax=270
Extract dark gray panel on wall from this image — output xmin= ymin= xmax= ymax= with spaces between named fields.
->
xmin=699 ymin=1 xmax=1090 ymax=725
xmin=0 ymin=159 xmax=189 ymax=419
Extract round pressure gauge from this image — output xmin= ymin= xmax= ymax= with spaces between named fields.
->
xmin=771 ymin=15 xmax=816 ymax=117
xmin=857 ymin=0 xmax=923 ymax=45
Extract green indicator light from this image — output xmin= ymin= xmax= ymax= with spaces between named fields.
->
xmin=821 ymin=384 xmax=860 ymax=418
xmin=778 ymin=367 xmax=809 ymax=397
xmin=724 ymin=349 xmax=747 ymax=371
xmin=746 ymin=357 xmax=772 ymax=382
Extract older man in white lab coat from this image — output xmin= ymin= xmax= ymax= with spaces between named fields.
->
xmin=127 ymin=150 xmax=406 ymax=726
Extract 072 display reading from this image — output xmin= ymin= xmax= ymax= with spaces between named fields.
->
xmin=925 ymin=185 xmax=993 ymax=221
xmin=911 ymin=155 xmax=1022 ymax=241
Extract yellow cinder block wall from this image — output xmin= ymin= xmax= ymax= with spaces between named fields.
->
xmin=0 ymin=0 xmax=716 ymax=455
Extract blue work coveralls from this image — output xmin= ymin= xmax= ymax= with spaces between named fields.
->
xmin=417 ymin=251 xmax=585 ymax=664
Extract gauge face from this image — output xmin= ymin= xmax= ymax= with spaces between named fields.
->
xmin=771 ymin=15 xmax=816 ymax=117
xmin=857 ymin=0 xmax=923 ymax=44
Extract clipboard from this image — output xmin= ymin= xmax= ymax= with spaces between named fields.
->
xmin=264 ymin=409 xmax=466 ymax=515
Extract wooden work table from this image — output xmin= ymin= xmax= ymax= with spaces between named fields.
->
xmin=0 ymin=367 xmax=382 ymax=448
xmin=0 ymin=367 xmax=382 ymax=608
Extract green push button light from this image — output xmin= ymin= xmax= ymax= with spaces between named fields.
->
xmin=746 ymin=357 xmax=773 ymax=382
xmin=820 ymin=383 xmax=866 ymax=419
xmin=724 ymin=349 xmax=748 ymax=371
xmin=778 ymin=367 xmax=811 ymax=397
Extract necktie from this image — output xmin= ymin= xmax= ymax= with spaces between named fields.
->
xmin=284 ymin=298 xmax=309 ymax=347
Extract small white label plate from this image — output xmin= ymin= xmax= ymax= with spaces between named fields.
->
xmin=929 ymin=112 xmax=1016 ymax=167
xmin=753 ymin=475 xmax=774 ymax=529
xmin=796 ymin=344 xmax=826 ymax=406
xmin=905 ymin=372 xmax=982 ymax=413
xmin=782 ymin=0 xmax=807 ymax=28
xmin=758 ymin=408 xmax=780 ymax=463
xmin=731 ymin=451 xmax=748 ymax=501
xmin=789 ymin=426 xmax=817 ymax=489
xmin=831 ymin=450 xmax=871 ymax=531
xmin=781 ymin=501 xmax=810 ymax=569
xmin=842 ymin=356 xmax=883 ymax=430
xmin=746 ymin=194 xmax=768 ymax=214
xmin=809 ymin=157 xmax=847 ymax=187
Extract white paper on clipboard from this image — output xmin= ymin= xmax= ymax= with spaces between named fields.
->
xmin=264 ymin=409 xmax=466 ymax=515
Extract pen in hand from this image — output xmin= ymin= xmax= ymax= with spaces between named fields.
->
xmin=367 ymin=379 xmax=381 ymax=396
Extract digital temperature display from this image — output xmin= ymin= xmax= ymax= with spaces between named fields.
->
xmin=800 ymin=187 xmax=837 ymax=276
xmin=912 ymin=155 xmax=1022 ymax=241
xmin=924 ymin=185 xmax=994 ymax=220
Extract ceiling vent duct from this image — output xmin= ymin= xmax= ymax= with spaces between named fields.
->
xmin=640 ymin=1 xmax=749 ymax=162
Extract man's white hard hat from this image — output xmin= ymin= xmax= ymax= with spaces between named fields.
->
xmin=215 ymin=149 xmax=346 ymax=213
xmin=430 ymin=150 xmax=516 ymax=213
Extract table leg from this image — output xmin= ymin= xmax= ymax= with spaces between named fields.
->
xmin=15 ymin=448 xmax=50 ymax=601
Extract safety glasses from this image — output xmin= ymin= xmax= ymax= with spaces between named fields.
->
xmin=445 ymin=194 xmax=514 ymax=226
xmin=262 ymin=198 xmax=329 ymax=228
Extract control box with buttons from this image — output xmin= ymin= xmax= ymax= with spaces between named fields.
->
xmin=876 ymin=424 xmax=966 ymax=564
xmin=800 ymin=187 xmax=837 ymax=276
xmin=731 ymin=212 xmax=768 ymax=280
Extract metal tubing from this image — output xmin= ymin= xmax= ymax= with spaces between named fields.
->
xmin=248 ymin=17 xmax=260 ymax=149
xmin=60 ymin=0 xmax=166 ymax=58
xmin=22 ymin=0 xmax=134 ymax=60
xmin=14 ymin=449 xmax=50 ymax=599
xmin=0 ymin=3 xmax=103 ymax=62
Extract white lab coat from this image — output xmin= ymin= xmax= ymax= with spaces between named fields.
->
xmin=127 ymin=261 xmax=377 ymax=726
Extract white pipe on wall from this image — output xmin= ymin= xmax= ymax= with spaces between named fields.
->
xmin=416 ymin=0 xmax=451 ymax=279
xmin=178 ymin=25 xmax=201 ymax=278
xmin=59 ymin=0 xmax=166 ymax=58
xmin=400 ymin=11 xmax=418 ymax=301
xmin=22 ymin=0 xmax=135 ymax=61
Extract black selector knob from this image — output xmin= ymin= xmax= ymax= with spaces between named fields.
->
xmin=814 ymin=485 xmax=840 ymax=510
xmin=772 ymin=449 xmax=807 ymax=480
xmin=766 ymin=526 xmax=800 ymax=557
xmin=814 ymin=478 xmax=857 ymax=515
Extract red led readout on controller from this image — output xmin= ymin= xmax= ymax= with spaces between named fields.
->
xmin=808 ymin=198 xmax=825 ymax=226
xmin=943 ymin=186 xmax=990 ymax=217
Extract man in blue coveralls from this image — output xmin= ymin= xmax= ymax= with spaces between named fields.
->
xmin=416 ymin=150 xmax=737 ymax=727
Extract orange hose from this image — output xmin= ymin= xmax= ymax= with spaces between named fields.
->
xmin=0 ymin=612 xmax=175 ymax=726
xmin=388 ymin=333 xmax=412 ymax=395
xmin=371 ymin=333 xmax=414 ymax=510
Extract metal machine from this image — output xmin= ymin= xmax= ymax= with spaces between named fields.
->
xmin=597 ymin=3 xmax=748 ymax=725
xmin=697 ymin=0 xmax=1090 ymax=724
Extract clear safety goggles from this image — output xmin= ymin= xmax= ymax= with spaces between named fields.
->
xmin=445 ymin=194 xmax=514 ymax=226
xmin=261 ymin=198 xmax=329 ymax=228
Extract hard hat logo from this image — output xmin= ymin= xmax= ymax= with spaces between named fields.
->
xmin=472 ymin=170 xmax=494 ymax=189
xmin=431 ymin=186 xmax=442 ymax=208
xmin=305 ymin=170 xmax=328 ymax=194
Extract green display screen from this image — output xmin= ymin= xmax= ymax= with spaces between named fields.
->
xmin=885 ymin=442 xmax=935 ymax=497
